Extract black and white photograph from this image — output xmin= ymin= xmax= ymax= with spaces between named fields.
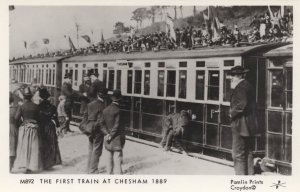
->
xmin=8 ymin=4 xmax=294 ymax=177
xmin=3 ymin=0 xmax=300 ymax=191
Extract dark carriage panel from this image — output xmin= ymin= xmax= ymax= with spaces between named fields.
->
xmin=120 ymin=110 xmax=130 ymax=129
xmin=183 ymin=121 xmax=204 ymax=144
xmin=141 ymin=113 xmax=163 ymax=135
xmin=220 ymin=125 xmax=232 ymax=150
xmin=141 ymin=98 xmax=163 ymax=115
xmin=206 ymin=123 xmax=219 ymax=147
xmin=267 ymin=133 xmax=283 ymax=161
xmin=267 ymin=111 xmax=283 ymax=133
xmin=176 ymin=102 xmax=204 ymax=122
xmin=285 ymin=136 xmax=292 ymax=163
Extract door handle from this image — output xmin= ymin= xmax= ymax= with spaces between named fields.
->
xmin=210 ymin=109 xmax=220 ymax=119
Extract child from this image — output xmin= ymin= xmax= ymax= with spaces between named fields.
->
xmin=57 ymin=95 xmax=68 ymax=137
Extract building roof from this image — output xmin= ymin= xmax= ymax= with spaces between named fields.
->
xmin=264 ymin=44 xmax=293 ymax=57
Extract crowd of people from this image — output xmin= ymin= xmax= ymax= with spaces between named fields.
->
xmin=10 ymin=8 xmax=293 ymax=62
xmin=10 ymin=69 xmax=125 ymax=174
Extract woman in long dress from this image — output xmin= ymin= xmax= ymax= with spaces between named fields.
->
xmin=13 ymin=87 xmax=43 ymax=173
xmin=37 ymin=87 xmax=62 ymax=169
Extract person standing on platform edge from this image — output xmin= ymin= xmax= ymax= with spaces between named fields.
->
xmin=79 ymin=87 xmax=106 ymax=174
xmin=101 ymin=90 xmax=125 ymax=175
xmin=78 ymin=74 xmax=91 ymax=115
xmin=62 ymin=72 xmax=74 ymax=133
xmin=229 ymin=66 xmax=259 ymax=175
xmin=37 ymin=87 xmax=62 ymax=170
xmin=13 ymin=87 xmax=43 ymax=173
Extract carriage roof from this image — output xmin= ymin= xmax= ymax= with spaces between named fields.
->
xmin=63 ymin=42 xmax=289 ymax=63
xmin=264 ymin=44 xmax=293 ymax=57
xmin=9 ymin=56 xmax=66 ymax=65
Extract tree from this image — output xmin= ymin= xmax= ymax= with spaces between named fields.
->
xmin=131 ymin=7 xmax=147 ymax=29
xmin=193 ymin=6 xmax=197 ymax=17
xmin=148 ymin=6 xmax=160 ymax=24
xmin=113 ymin=21 xmax=125 ymax=34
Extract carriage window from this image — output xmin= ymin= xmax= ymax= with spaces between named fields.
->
xmin=52 ymin=69 xmax=55 ymax=85
xmin=82 ymin=70 xmax=86 ymax=81
xmin=116 ymin=70 xmax=121 ymax=90
xmin=286 ymin=68 xmax=292 ymax=109
xmin=108 ymin=70 xmax=115 ymax=91
xmin=83 ymin=64 xmax=86 ymax=68
xmin=127 ymin=70 xmax=133 ymax=94
xmin=269 ymin=69 xmax=284 ymax=108
xmin=224 ymin=60 xmax=234 ymax=66
xmin=134 ymin=70 xmax=142 ymax=94
xmin=178 ymin=70 xmax=187 ymax=98
xmin=196 ymin=61 xmax=205 ymax=67
xmin=74 ymin=69 xmax=78 ymax=86
xmin=208 ymin=71 xmax=220 ymax=100
xmin=103 ymin=63 xmax=107 ymax=68
xmin=223 ymin=70 xmax=232 ymax=101
xmin=49 ymin=69 xmax=52 ymax=85
xmin=157 ymin=70 xmax=165 ymax=96
xmin=41 ymin=70 xmax=44 ymax=84
xmin=179 ymin=62 xmax=187 ymax=68
xmin=145 ymin=62 xmax=151 ymax=67
xmin=196 ymin=70 xmax=205 ymax=100
xmin=46 ymin=69 xmax=48 ymax=84
xmin=158 ymin=62 xmax=165 ymax=68
xmin=167 ymin=71 xmax=176 ymax=97
xmin=144 ymin=70 xmax=150 ymax=95
xmin=103 ymin=70 xmax=107 ymax=87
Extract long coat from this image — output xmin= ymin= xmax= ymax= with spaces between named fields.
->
xmin=230 ymin=79 xmax=258 ymax=136
xmin=101 ymin=102 xmax=125 ymax=151
xmin=79 ymin=98 xmax=105 ymax=135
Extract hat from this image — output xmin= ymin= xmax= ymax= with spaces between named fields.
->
xmin=23 ymin=87 xmax=33 ymax=96
xmin=39 ymin=87 xmax=50 ymax=99
xmin=111 ymin=89 xmax=122 ymax=101
xmin=229 ymin=66 xmax=249 ymax=75
xmin=83 ymin=73 xmax=90 ymax=80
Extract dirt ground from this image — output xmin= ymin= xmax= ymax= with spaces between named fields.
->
xmin=42 ymin=125 xmax=234 ymax=175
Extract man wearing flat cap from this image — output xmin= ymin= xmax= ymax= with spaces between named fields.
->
xmin=229 ymin=66 xmax=258 ymax=175
xmin=62 ymin=72 xmax=74 ymax=133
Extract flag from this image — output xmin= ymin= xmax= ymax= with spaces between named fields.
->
xmin=9 ymin=5 xmax=15 ymax=11
xmin=68 ymin=36 xmax=76 ymax=50
xmin=81 ymin=35 xmax=91 ymax=43
xmin=42 ymin=38 xmax=49 ymax=44
xmin=166 ymin=13 xmax=176 ymax=41
xmin=23 ymin=41 xmax=27 ymax=49
xmin=29 ymin=41 xmax=39 ymax=49
xmin=211 ymin=17 xmax=220 ymax=40
xmin=101 ymin=31 xmax=105 ymax=42
xmin=203 ymin=12 xmax=209 ymax=21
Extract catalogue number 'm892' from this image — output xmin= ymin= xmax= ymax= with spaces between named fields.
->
xmin=20 ymin=179 xmax=34 ymax=184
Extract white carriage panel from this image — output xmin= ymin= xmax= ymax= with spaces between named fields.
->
xmin=186 ymin=59 xmax=195 ymax=101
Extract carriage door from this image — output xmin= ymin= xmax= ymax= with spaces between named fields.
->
xmin=165 ymin=69 xmax=176 ymax=115
xmin=132 ymin=69 xmax=142 ymax=130
xmin=205 ymin=69 xmax=221 ymax=148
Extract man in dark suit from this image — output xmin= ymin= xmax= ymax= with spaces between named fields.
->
xmin=78 ymin=74 xmax=91 ymax=115
xmin=229 ymin=66 xmax=258 ymax=175
xmin=81 ymin=87 xmax=106 ymax=174
xmin=100 ymin=90 xmax=125 ymax=174
xmin=62 ymin=72 xmax=74 ymax=133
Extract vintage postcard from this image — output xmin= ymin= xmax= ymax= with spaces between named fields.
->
xmin=1 ymin=0 xmax=299 ymax=191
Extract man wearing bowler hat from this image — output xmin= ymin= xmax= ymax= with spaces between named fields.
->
xmin=101 ymin=90 xmax=125 ymax=174
xmin=229 ymin=66 xmax=258 ymax=175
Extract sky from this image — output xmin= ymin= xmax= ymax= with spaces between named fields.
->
xmin=9 ymin=6 xmax=205 ymax=58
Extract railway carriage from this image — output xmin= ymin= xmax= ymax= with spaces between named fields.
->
xmin=9 ymin=56 xmax=66 ymax=104
xmin=62 ymin=42 xmax=289 ymax=161
xmin=9 ymin=42 xmax=292 ymax=174
xmin=263 ymin=44 xmax=293 ymax=174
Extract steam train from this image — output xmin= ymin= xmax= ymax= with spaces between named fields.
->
xmin=9 ymin=42 xmax=293 ymax=174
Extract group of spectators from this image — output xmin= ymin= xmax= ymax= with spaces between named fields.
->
xmin=10 ymin=8 xmax=293 ymax=62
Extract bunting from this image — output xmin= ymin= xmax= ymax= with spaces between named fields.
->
xmin=67 ymin=36 xmax=76 ymax=50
